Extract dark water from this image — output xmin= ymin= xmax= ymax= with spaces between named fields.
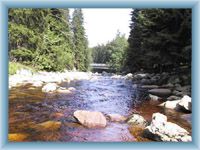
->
xmin=9 ymin=75 xmax=191 ymax=142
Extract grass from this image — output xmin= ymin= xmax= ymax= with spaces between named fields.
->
xmin=9 ymin=62 xmax=37 ymax=75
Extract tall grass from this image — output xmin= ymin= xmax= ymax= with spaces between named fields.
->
xmin=9 ymin=62 xmax=36 ymax=75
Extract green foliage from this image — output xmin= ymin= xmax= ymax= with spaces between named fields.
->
xmin=92 ymin=32 xmax=128 ymax=72
xmin=9 ymin=62 xmax=36 ymax=75
xmin=72 ymin=9 xmax=90 ymax=71
xmin=108 ymin=32 xmax=128 ymax=72
xmin=10 ymin=48 xmax=34 ymax=62
xmin=125 ymin=9 xmax=191 ymax=73
xmin=8 ymin=8 xmax=90 ymax=72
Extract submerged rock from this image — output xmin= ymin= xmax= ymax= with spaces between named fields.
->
xmin=68 ymin=87 xmax=76 ymax=91
xmin=56 ymin=87 xmax=71 ymax=94
xmin=9 ymin=133 xmax=29 ymax=141
xmin=143 ymin=113 xmax=191 ymax=142
xmin=127 ymin=114 xmax=148 ymax=128
xmin=33 ymin=121 xmax=61 ymax=131
xmin=107 ymin=113 xmax=127 ymax=122
xmin=42 ymin=83 xmax=58 ymax=92
xmin=73 ymin=110 xmax=107 ymax=128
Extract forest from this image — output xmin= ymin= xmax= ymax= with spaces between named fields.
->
xmin=9 ymin=8 xmax=191 ymax=74
xmin=9 ymin=8 xmax=90 ymax=72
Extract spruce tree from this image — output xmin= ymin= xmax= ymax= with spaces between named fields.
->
xmin=72 ymin=9 xmax=89 ymax=71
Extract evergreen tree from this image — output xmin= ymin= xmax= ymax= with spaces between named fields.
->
xmin=72 ymin=9 xmax=89 ymax=71
xmin=8 ymin=9 xmax=47 ymax=64
xmin=9 ymin=8 xmax=77 ymax=72
xmin=34 ymin=8 xmax=74 ymax=71
xmin=125 ymin=9 xmax=191 ymax=73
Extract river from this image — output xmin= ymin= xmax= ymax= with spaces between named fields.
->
xmin=9 ymin=73 xmax=191 ymax=142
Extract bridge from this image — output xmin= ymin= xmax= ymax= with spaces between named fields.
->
xmin=90 ymin=63 xmax=111 ymax=72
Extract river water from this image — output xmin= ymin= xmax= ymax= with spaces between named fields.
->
xmin=9 ymin=74 xmax=191 ymax=142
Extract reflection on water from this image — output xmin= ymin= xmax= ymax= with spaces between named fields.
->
xmin=9 ymin=75 xmax=191 ymax=142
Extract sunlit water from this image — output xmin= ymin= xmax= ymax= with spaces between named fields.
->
xmin=9 ymin=74 xmax=191 ymax=142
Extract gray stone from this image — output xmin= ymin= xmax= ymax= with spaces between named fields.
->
xmin=141 ymin=85 xmax=159 ymax=89
xmin=74 ymin=110 xmax=107 ymax=128
xmin=143 ymin=113 xmax=192 ymax=142
xmin=148 ymin=89 xmax=172 ymax=97
xmin=177 ymin=95 xmax=192 ymax=112
xmin=127 ymin=114 xmax=148 ymax=128
xmin=42 ymin=83 xmax=58 ymax=92
xmin=159 ymin=100 xmax=181 ymax=110
xmin=167 ymin=95 xmax=181 ymax=101
xmin=149 ymin=94 xmax=162 ymax=101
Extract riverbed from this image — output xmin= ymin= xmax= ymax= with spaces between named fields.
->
xmin=9 ymin=73 xmax=191 ymax=142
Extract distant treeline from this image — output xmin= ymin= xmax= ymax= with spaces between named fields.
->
xmin=92 ymin=9 xmax=191 ymax=73
xmin=9 ymin=8 xmax=91 ymax=71
xmin=92 ymin=32 xmax=128 ymax=72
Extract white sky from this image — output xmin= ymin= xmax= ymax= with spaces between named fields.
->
xmin=70 ymin=9 xmax=132 ymax=47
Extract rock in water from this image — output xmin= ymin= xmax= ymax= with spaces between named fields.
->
xmin=159 ymin=100 xmax=181 ymax=110
xmin=32 ymin=81 xmax=43 ymax=87
xmin=107 ymin=113 xmax=127 ymax=122
xmin=33 ymin=121 xmax=61 ymax=131
xmin=148 ymin=89 xmax=171 ymax=97
xmin=127 ymin=114 xmax=148 ymax=128
xmin=73 ymin=110 xmax=107 ymax=128
xmin=42 ymin=83 xmax=58 ymax=92
xmin=159 ymin=95 xmax=192 ymax=113
xmin=9 ymin=133 xmax=29 ymax=141
xmin=143 ymin=113 xmax=192 ymax=142
xmin=149 ymin=94 xmax=162 ymax=101
xmin=177 ymin=95 xmax=192 ymax=112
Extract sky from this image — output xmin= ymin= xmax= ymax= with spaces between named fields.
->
xmin=70 ymin=9 xmax=132 ymax=47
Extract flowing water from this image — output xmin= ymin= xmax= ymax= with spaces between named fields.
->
xmin=9 ymin=74 xmax=191 ymax=142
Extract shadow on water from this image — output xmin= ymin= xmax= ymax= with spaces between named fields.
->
xmin=9 ymin=74 xmax=191 ymax=142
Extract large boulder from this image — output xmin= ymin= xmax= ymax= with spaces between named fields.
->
xmin=42 ymin=83 xmax=58 ymax=92
xmin=73 ymin=110 xmax=107 ymax=128
xmin=143 ymin=113 xmax=192 ymax=142
xmin=148 ymin=88 xmax=172 ymax=97
xmin=159 ymin=100 xmax=181 ymax=110
xmin=127 ymin=114 xmax=148 ymax=128
xmin=159 ymin=95 xmax=192 ymax=112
